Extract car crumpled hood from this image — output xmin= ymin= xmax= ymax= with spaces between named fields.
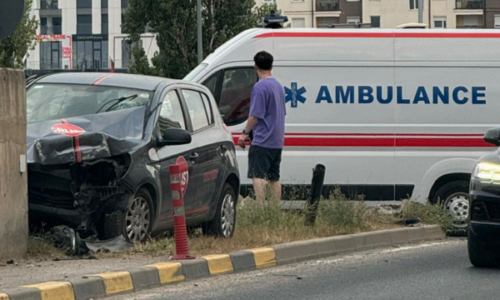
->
xmin=27 ymin=107 xmax=146 ymax=165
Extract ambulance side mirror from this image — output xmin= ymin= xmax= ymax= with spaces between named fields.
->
xmin=484 ymin=128 xmax=500 ymax=146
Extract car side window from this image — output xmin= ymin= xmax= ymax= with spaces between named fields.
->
xmin=159 ymin=90 xmax=186 ymax=133
xmin=182 ymin=90 xmax=211 ymax=132
xmin=218 ymin=68 xmax=257 ymax=126
xmin=201 ymin=93 xmax=214 ymax=124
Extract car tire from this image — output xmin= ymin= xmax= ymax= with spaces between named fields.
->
xmin=101 ymin=188 xmax=153 ymax=243
xmin=432 ymin=181 xmax=470 ymax=228
xmin=203 ymin=183 xmax=236 ymax=238
xmin=468 ymin=228 xmax=497 ymax=268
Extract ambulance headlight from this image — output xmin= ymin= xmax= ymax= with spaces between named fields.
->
xmin=473 ymin=162 xmax=500 ymax=184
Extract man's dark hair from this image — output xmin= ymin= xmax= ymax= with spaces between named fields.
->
xmin=254 ymin=51 xmax=274 ymax=71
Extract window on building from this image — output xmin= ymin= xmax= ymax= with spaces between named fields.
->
xmin=495 ymin=15 xmax=500 ymax=28
xmin=346 ymin=0 xmax=360 ymax=1
xmin=409 ymin=0 xmax=420 ymax=10
xmin=77 ymin=0 xmax=92 ymax=8
xmin=159 ymin=91 xmax=186 ymax=132
xmin=371 ymin=16 xmax=381 ymax=28
xmin=347 ymin=16 xmax=361 ymax=24
xmin=40 ymin=41 xmax=62 ymax=70
xmin=52 ymin=17 xmax=62 ymax=34
xmin=102 ymin=0 xmax=108 ymax=8
xmin=292 ymin=18 xmax=306 ymax=28
xmin=122 ymin=40 xmax=143 ymax=69
xmin=182 ymin=90 xmax=212 ymax=132
xmin=40 ymin=17 xmax=48 ymax=34
xmin=102 ymin=14 xmax=108 ymax=34
xmin=434 ymin=16 xmax=447 ymax=28
xmin=73 ymin=39 xmax=109 ymax=70
xmin=77 ymin=15 xmax=92 ymax=34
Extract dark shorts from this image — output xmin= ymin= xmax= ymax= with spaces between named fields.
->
xmin=248 ymin=145 xmax=283 ymax=181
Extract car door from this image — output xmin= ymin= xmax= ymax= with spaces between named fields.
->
xmin=180 ymin=88 xmax=223 ymax=217
xmin=156 ymin=88 xmax=196 ymax=224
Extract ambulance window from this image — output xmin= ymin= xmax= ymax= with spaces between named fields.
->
xmin=219 ymin=68 xmax=257 ymax=126
xmin=203 ymin=73 xmax=219 ymax=98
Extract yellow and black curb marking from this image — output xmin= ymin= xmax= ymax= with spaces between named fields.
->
xmin=1 ymin=226 xmax=444 ymax=300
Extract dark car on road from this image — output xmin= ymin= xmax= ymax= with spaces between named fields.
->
xmin=27 ymin=73 xmax=240 ymax=242
xmin=468 ymin=127 xmax=500 ymax=267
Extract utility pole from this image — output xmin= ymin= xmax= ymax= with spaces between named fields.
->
xmin=418 ymin=0 xmax=424 ymax=23
xmin=197 ymin=0 xmax=203 ymax=64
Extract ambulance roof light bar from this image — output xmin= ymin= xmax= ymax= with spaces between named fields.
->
xmin=259 ymin=10 xmax=289 ymax=29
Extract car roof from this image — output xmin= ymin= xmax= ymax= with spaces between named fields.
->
xmin=34 ymin=72 xmax=178 ymax=91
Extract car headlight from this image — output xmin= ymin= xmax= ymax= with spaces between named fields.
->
xmin=473 ymin=162 xmax=500 ymax=184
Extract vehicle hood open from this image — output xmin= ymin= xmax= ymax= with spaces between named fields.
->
xmin=27 ymin=107 xmax=146 ymax=165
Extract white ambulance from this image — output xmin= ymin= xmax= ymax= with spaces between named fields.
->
xmin=185 ymin=28 xmax=500 ymax=226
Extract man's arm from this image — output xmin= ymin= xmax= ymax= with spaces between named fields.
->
xmin=238 ymin=116 xmax=258 ymax=149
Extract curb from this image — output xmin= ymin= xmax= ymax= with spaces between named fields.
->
xmin=0 ymin=225 xmax=445 ymax=300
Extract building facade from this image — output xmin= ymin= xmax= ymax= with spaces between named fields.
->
xmin=485 ymin=0 xmax=500 ymax=28
xmin=363 ymin=0 xmax=484 ymax=29
xmin=28 ymin=0 xmax=158 ymax=71
xmin=256 ymin=0 xmax=363 ymax=28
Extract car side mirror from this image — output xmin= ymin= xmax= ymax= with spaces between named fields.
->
xmin=484 ymin=128 xmax=500 ymax=146
xmin=159 ymin=128 xmax=192 ymax=147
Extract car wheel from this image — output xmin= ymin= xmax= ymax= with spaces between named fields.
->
xmin=101 ymin=188 xmax=153 ymax=243
xmin=432 ymin=181 xmax=470 ymax=228
xmin=203 ymin=183 xmax=236 ymax=238
xmin=468 ymin=228 xmax=497 ymax=268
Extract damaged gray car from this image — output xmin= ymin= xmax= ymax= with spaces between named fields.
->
xmin=27 ymin=73 xmax=240 ymax=242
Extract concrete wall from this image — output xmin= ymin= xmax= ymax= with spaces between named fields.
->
xmin=0 ymin=68 xmax=28 ymax=261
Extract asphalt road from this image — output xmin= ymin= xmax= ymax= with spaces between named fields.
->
xmin=109 ymin=239 xmax=500 ymax=300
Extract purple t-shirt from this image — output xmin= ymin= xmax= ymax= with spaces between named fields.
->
xmin=249 ymin=77 xmax=286 ymax=149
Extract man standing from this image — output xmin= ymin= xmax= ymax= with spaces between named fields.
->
xmin=238 ymin=51 xmax=286 ymax=203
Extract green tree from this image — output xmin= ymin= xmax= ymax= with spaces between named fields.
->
xmin=124 ymin=0 xmax=275 ymax=78
xmin=128 ymin=46 xmax=159 ymax=76
xmin=254 ymin=3 xmax=282 ymax=25
xmin=0 ymin=0 xmax=38 ymax=69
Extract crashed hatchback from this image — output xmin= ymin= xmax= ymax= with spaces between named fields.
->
xmin=27 ymin=73 xmax=240 ymax=242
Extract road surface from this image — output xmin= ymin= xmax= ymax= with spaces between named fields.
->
xmin=108 ymin=238 xmax=500 ymax=300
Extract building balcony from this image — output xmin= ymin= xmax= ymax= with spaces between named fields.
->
xmin=40 ymin=25 xmax=62 ymax=35
xmin=456 ymin=25 xmax=484 ymax=28
xmin=316 ymin=0 xmax=340 ymax=12
xmin=456 ymin=0 xmax=484 ymax=10
xmin=40 ymin=0 xmax=58 ymax=9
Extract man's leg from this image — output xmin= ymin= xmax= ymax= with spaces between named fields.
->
xmin=268 ymin=148 xmax=283 ymax=205
xmin=248 ymin=145 xmax=270 ymax=203
xmin=269 ymin=180 xmax=282 ymax=205
xmin=252 ymin=178 xmax=267 ymax=203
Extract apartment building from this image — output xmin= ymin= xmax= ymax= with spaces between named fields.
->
xmin=363 ymin=0 xmax=484 ymax=29
xmin=27 ymin=0 xmax=158 ymax=71
xmin=485 ymin=0 xmax=500 ymax=28
xmin=256 ymin=0 xmax=362 ymax=28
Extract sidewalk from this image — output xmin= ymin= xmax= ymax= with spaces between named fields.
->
xmin=0 ymin=255 xmax=163 ymax=292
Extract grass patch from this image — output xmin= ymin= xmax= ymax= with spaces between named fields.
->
xmin=400 ymin=200 xmax=454 ymax=231
xmin=121 ymin=189 xmax=400 ymax=257
xmin=27 ymin=236 xmax=64 ymax=258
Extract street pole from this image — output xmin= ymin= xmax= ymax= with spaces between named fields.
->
xmin=197 ymin=0 xmax=203 ymax=64
xmin=418 ymin=0 xmax=424 ymax=23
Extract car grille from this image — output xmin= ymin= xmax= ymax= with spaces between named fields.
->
xmin=486 ymin=202 xmax=500 ymax=221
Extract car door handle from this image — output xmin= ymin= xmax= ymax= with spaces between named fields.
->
xmin=189 ymin=152 xmax=200 ymax=161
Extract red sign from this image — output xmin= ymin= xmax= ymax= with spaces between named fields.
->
xmin=51 ymin=123 xmax=85 ymax=137
xmin=62 ymin=47 xmax=71 ymax=58
xmin=176 ymin=156 xmax=189 ymax=197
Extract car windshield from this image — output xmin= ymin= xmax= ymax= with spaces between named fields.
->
xmin=26 ymin=84 xmax=153 ymax=124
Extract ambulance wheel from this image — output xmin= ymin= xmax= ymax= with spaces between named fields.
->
xmin=432 ymin=181 xmax=470 ymax=228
